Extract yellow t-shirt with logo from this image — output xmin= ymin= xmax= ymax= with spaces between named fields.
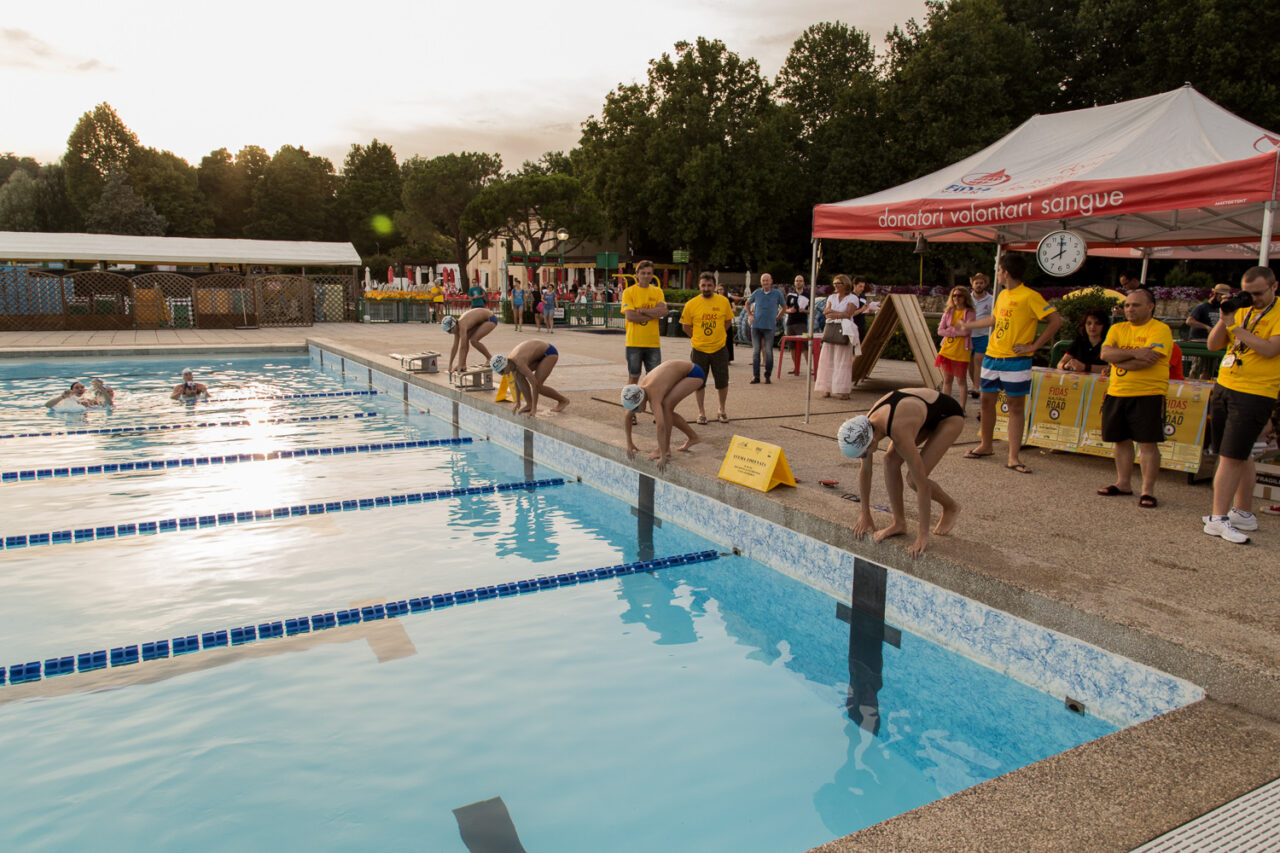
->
xmin=1217 ymin=303 xmax=1280 ymax=398
xmin=938 ymin=309 xmax=971 ymax=362
xmin=622 ymin=284 xmax=664 ymax=348
xmin=986 ymin=285 xmax=1057 ymax=359
xmin=1103 ymin=319 xmax=1173 ymax=397
xmin=680 ymin=294 xmax=734 ymax=354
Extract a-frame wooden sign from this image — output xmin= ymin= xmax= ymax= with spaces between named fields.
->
xmin=850 ymin=294 xmax=944 ymax=387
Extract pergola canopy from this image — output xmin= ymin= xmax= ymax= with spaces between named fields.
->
xmin=812 ymin=85 xmax=1280 ymax=252
xmin=0 ymin=232 xmax=361 ymax=267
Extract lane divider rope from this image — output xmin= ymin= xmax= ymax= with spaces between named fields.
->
xmin=0 ymin=412 xmax=378 ymax=441
xmin=205 ymin=391 xmax=380 ymax=403
xmin=0 ymin=477 xmax=566 ymax=551
xmin=2 ymin=436 xmax=472 ymax=484
xmin=0 ymin=549 xmax=718 ymax=687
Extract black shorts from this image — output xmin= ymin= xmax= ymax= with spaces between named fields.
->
xmin=690 ymin=345 xmax=730 ymax=389
xmin=1101 ymin=394 xmax=1166 ymax=444
xmin=1209 ymin=385 xmax=1274 ymax=460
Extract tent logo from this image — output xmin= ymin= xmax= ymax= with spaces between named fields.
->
xmin=943 ymin=169 xmax=1012 ymax=194
xmin=1255 ymin=134 xmax=1279 ymax=154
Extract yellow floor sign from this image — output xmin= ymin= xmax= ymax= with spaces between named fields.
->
xmin=494 ymin=373 xmax=514 ymax=402
xmin=718 ymin=435 xmax=796 ymax=492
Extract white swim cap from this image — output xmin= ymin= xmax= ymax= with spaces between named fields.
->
xmin=621 ymin=384 xmax=646 ymax=411
xmin=441 ymin=315 xmax=457 ymax=334
xmin=490 ymin=354 xmax=508 ymax=374
xmin=837 ymin=416 xmax=874 ymax=459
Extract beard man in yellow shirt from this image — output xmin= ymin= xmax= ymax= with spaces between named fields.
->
xmin=680 ymin=271 xmax=735 ymax=423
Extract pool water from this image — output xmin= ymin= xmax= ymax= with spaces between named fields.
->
xmin=0 ymin=356 xmax=1116 ymax=852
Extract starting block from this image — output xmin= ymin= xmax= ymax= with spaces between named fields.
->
xmin=452 ymin=367 xmax=493 ymax=391
xmin=391 ymin=351 xmax=440 ymax=373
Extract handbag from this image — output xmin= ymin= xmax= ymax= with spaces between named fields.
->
xmin=822 ymin=322 xmax=850 ymax=345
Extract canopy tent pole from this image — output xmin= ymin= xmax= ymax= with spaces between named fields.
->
xmin=1262 ymin=202 xmax=1276 ymax=266
xmin=992 ymin=244 xmax=1004 ymax=299
xmin=1140 ymin=253 xmax=1150 ymax=283
xmin=804 ymin=238 xmax=819 ymax=424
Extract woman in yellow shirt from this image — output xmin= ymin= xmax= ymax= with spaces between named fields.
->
xmin=934 ymin=286 xmax=975 ymax=413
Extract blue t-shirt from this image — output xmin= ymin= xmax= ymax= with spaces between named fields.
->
xmin=748 ymin=288 xmax=786 ymax=330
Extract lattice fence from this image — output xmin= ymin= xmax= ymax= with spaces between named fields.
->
xmin=310 ymin=274 xmax=349 ymax=322
xmin=0 ymin=269 xmax=69 ymax=331
xmin=63 ymin=271 xmax=133 ymax=330
xmin=193 ymin=273 xmax=256 ymax=328
xmin=130 ymin=273 xmax=196 ymax=329
xmin=252 ymin=274 xmax=314 ymax=327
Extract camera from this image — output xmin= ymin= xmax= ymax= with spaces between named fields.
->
xmin=1220 ymin=290 xmax=1254 ymax=311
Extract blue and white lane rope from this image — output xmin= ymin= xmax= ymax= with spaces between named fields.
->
xmin=2 ymin=436 xmax=473 ymax=484
xmin=0 ymin=477 xmax=566 ymax=551
xmin=0 ymin=550 xmax=720 ymax=687
xmin=205 ymin=390 xmax=380 ymax=403
xmin=0 ymin=412 xmax=378 ymax=441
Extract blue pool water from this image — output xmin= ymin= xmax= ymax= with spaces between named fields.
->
xmin=0 ymin=355 xmax=1116 ymax=851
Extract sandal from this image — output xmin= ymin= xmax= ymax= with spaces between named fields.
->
xmin=1139 ymin=494 xmax=1158 ymax=508
xmin=696 ymin=415 xmax=707 ymax=425
xmin=717 ymin=412 xmax=729 ymax=423
xmin=963 ymin=449 xmax=994 ymax=459
xmin=1097 ymin=485 xmax=1133 ymax=496
xmin=1006 ymin=463 xmax=1033 ymax=474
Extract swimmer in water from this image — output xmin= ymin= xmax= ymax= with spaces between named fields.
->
xmin=443 ymin=308 xmax=498 ymax=373
xmin=45 ymin=380 xmax=88 ymax=408
xmin=490 ymin=339 xmax=569 ymax=417
xmin=621 ymin=359 xmax=704 ymax=472
xmin=171 ymin=369 xmax=208 ymax=400
xmin=45 ymin=378 xmax=114 ymax=409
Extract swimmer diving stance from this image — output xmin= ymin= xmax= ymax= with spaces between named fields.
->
xmin=622 ymin=360 xmax=704 ymax=472
xmin=442 ymin=309 xmax=498 ymax=373
xmin=490 ymin=339 xmax=569 ymax=417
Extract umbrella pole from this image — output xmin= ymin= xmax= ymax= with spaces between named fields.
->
xmin=1261 ymin=201 xmax=1275 ymax=266
xmin=805 ymin=238 xmax=819 ymax=424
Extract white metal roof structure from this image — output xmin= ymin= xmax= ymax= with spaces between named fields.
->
xmin=0 ymin=232 xmax=361 ymax=267
xmin=812 ymin=85 xmax=1279 ymax=262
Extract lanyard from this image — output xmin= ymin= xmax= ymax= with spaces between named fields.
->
xmin=1229 ymin=298 xmax=1275 ymax=360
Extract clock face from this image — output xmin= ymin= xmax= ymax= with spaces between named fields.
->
xmin=1036 ymin=230 xmax=1087 ymax=277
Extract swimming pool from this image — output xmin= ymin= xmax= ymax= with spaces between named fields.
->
xmin=0 ymin=354 xmax=1172 ymax=850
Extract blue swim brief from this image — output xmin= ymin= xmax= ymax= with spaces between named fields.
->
xmin=688 ymin=364 xmax=706 ymax=384
xmin=488 ymin=315 xmax=498 ymax=324
xmin=971 ymin=334 xmax=989 ymax=355
xmin=544 ymin=344 xmax=557 ymax=357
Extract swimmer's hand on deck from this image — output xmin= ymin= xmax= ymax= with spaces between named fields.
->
xmin=852 ymin=513 xmax=875 ymax=539
xmin=908 ymin=536 xmax=929 ymax=558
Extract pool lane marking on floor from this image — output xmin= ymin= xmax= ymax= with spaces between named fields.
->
xmin=1 ymin=436 xmax=473 ymax=484
xmin=0 ymin=549 xmax=720 ymax=687
xmin=0 ymin=476 xmax=566 ymax=551
xmin=0 ymin=412 xmax=379 ymax=441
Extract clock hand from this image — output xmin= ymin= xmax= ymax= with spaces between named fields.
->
xmin=1053 ymin=247 xmax=1065 ymax=259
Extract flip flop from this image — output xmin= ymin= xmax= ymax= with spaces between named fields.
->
xmin=1006 ymin=463 xmax=1033 ymax=474
xmin=1097 ymin=485 xmax=1134 ymax=496
xmin=1139 ymin=494 xmax=1158 ymax=508
xmin=717 ymin=412 xmax=729 ymax=423
xmin=696 ymin=415 xmax=708 ymax=425
xmin=963 ymin=449 xmax=994 ymax=459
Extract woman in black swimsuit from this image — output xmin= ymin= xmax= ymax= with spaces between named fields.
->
xmin=836 ymin=387 xmax=965 ymax=557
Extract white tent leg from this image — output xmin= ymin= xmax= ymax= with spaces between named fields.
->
xmin=993 ymin=244 xmax=1004 ymax=298
xmin=1140 ymin=255 xmax=1149 ymax=283
xmin=805 ymin=238 xmax=819 ymax=424
xmin=1261 ymin=202 xmax=1275 ymax=266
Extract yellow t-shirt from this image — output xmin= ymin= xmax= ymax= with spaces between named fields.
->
xmin=680 ymin=294 xmax=734 ymax=354
xmin=430 ymin=286 xmax=443 ymax=303
xmin=938 ymin=309 xmax=971 ymax=362
xmin=1103 ymin=319 xmax=1173 ymax=397
xmin=622 ymin=284 xmax=664 ymax=348
xmin=1216 ymin=303 xmax=1280 ymax=398
xmin=986 ymin=285 xmax=1057 ymax=359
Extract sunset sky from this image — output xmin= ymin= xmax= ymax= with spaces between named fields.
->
xmin=2 ymin=0 xmax=926 ymax=171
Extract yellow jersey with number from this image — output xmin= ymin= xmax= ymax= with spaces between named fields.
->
xmin=621 ymin=284 xmax=664 ymax=348
xmin=986 ymin=285 xmax=1056 ymax=360
xmin=680 ymin=294 xmax=734 ymax=354
xmin=1217 ymin=303 xmax=1280 ymax=398
xmin=1103 ymin=319 xmax=1172 ymax=397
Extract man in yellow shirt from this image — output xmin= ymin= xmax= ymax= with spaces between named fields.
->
xmin=1097 ymin=287 xmax=1173 ymax=507
xmin=680 ymin=271 xmax=735 ymax=424
xmin=1203 ymin=266 xmax=1280 ymax=543
xmin=958 ymin=253 xmax=1062 ymax=473
xmin=621 ymin=260 xmax=667 ymax=385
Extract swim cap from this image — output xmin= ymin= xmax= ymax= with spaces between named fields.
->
xmin=490 ymin=354 xmax=508 ymax=374
xmin=441 ymin=315 xmax=457 ymax=334
xmin=837 ymin=416 xmax=874 ymax=459
xmin=182 ymin=368 xmax=194 ymax=377
xmin=621 ymin=384 xmax=646 ymax=411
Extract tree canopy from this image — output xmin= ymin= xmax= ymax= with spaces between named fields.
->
xmin=399 ymin=151 xmax=503 ymax=283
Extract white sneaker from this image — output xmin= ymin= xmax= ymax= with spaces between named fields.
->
xmin=1228 ymin=508 xmax=1259 ymax=531
xmin=1203 ymin=516 xmax=1250 ymax=544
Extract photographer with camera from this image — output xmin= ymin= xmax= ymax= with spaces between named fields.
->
xmin=1203 ymin=266 xmax=1280 ymax=543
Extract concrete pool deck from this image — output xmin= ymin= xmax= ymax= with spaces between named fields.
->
xmin=4 ymin=322 xmax=1278 ymax=851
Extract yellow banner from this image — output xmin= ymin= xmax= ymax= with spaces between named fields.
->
xmin=718 ymin=435 xmax=796 ymax=492
xmin=1027 ymin=370 xmax=1092 ymax=451
xmin=991 ymin=390 xmax=1012 ymax=442
xmin=1076 ymin=374 xmax=1113 ymax=458
xmin=1156 ymin=381 xmax=1213 ymax=472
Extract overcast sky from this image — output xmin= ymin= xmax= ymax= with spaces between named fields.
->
xmin=2 ymin=0 xmax=926 ymax=172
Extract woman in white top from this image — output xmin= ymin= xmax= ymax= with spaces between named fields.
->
xmin=815 ymin=274 xmax=868 ymax=399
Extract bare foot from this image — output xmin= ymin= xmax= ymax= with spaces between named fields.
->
xmin=932 ymin=504 xmax=959 ymax=536
xmin=646 ymin=449 xmax=662 ymax=461
xmin=676 ymin=434 xmax=701 ymax=452
xmin=551 ymin=401 xmax=569 ymax=413
xmin=873 ymin=520 xmax=907 ymax=543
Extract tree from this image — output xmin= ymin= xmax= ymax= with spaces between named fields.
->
xmin=129 ymin=147 xmax=213 ymax=237
xmin=197 ymin=145 xmax=270 ymax=238
xmin=0 ymin=154 xmax=40 ymax=188
xmin=399 ymin=151 xmax=502 ymax=283
xmin=84 ymin=170 xmax=167 ymax=235
xmin=335 ymin=139 xmax=402 ymax=255
xmin=242 ymin=146 xmax=339 ymax=241
xmin=1 ymin=164 xmax=85 ymax=233
xmin=64 ymin=103 xmax=140 ymax=215
xmin=0 ymin=171 xmax=41 ymax=231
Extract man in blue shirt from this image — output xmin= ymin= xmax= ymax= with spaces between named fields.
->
xmin=747 ymin=273 xmax=786 ymax=383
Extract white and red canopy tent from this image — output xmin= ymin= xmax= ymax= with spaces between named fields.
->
xmin=812 ymin=85 xmax=1279 ymax=263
